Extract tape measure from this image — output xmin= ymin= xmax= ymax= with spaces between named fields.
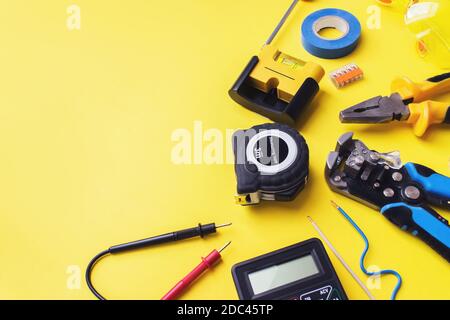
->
xmin=232 ymin=123 xmax=309 ymax=205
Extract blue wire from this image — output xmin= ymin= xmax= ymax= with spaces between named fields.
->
xmin=334 ymin=204 xmax=402 ymax=300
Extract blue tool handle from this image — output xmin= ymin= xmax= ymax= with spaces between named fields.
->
xmin=404 ymin=163 xmax=450 ymax=203
xmin=381 ymin=203 xmax=450 ymax=262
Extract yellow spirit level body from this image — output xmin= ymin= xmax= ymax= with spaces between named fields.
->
xmin=249 ymin=44 xmax=324 ymax=104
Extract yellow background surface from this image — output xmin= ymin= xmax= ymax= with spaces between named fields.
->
xmin=0 ymin=0 xmax=448 ymax=300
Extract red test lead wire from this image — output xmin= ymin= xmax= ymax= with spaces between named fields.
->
xmin=161 ymin=241 xmax=232 ymax=300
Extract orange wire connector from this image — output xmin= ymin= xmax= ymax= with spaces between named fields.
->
xmin=329 ymin=63 xmax=364 ymax=88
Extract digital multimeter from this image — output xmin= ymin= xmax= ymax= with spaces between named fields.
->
xmin=232 ymin=238 xmax=347 ymax=300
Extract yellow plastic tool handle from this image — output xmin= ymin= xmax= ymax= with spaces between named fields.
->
xmin=391 ymin=73 xmax=450 ymax=102
xmin=407 ymin=100 xmax=450 ymax=137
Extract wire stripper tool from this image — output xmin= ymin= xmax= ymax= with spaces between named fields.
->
xmin=229 ymin=0 xmax=324 ymax=126
xmin=326 ymin=132 xmax=450 ymax=261
xmin=340 ymin=73 xmax=450 ymax=136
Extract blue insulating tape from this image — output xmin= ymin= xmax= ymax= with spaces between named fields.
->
xmin=301 ymin=8 xmax=361 ymax=59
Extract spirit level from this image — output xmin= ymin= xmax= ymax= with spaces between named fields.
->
xmin=229 ymin=0 xmax=324 ymax=126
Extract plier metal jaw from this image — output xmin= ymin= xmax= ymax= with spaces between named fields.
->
xmin=339 ymin=93 xmax=410 ymax=123
xmin=326 ymin=132 xmax=450 ymax=261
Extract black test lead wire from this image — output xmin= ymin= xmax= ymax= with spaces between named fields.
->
xmin=85 ymin=222 xmax=232 ymax=300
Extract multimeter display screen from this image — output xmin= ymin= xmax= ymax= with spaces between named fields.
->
xmin=248 ymin=255 xmax=319 ymax=295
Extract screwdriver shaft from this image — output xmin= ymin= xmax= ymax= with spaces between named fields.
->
xmin=265 ymin=0 xmax=300 ymax=46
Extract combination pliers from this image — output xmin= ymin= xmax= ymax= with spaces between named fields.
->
xmin=340 ymin=73 xmax=450 ymax=137
xmin=326 ymin=132 xmax=450 ymax=261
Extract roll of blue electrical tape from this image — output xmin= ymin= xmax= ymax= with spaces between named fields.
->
xmin=301 ymin=8 xmax=361 ymax=59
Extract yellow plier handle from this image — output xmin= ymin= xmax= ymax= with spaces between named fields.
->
xmin=407 ymin=100 xmax=450 ymax=137
xmin=390 ymin=73 xmax=450 ymax=136
xmin=391 ymin=72 xmax=450 ymax=103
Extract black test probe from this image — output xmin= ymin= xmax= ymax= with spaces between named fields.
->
xmin=85 ymin=222 xmax=232 ymax=300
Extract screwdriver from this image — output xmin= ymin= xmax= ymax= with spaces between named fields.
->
xmin=161 ymin=241 xmax=232 ymax=300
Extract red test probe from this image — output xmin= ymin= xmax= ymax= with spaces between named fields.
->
xmin=85 ymin=222 xmax=232 ymax=300
xmin=161 ymin=241 xmax=232 ymax=300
